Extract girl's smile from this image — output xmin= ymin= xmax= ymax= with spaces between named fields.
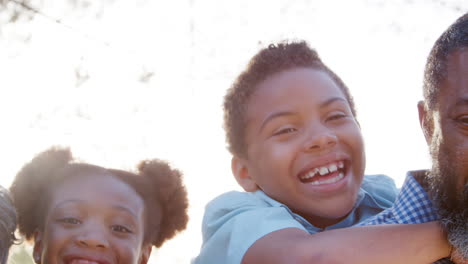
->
xmin=34 ymin=173 xmax=150 ymax=264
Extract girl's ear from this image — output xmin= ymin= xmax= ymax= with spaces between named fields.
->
xmin=33 ymin=231 xmax=43 ymax=264
xmin=231 ymin=157 xmax=258 ymax=192
xmin=139 ymin=244 xmax=152 ymax=264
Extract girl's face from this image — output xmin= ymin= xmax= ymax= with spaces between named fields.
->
xmin=235 ymin=67 xmax=365 ymax=227
xmin=34 ymin=173 xmax=152 ymax=264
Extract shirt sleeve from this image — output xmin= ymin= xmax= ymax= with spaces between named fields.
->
xmin=192 ymin=191 xmax=306 ymax=264
xmin=357 ymin=173 xmax=439 ymax=226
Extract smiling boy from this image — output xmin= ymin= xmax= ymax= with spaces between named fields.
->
xmin=193 ymin=41 xmax=452 ymax=264
xmin=232 ymin=67 xmax=365 ymax=228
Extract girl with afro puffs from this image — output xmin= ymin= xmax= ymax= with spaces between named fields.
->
xmin=9 ymin=147 xmax=188 ymax=264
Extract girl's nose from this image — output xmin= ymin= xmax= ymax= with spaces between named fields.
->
xmin=75 ymin=225 xmax=109 ymax=249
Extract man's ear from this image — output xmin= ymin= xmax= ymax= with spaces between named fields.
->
xmin=418 ymin=100 xmax=433 ymax=144
xmin=139 ymin=244 xmax=152 ymax=264
xmin=33 ymin=231 xmax=43 ymax=264
xmin=231 ymin=157 xmax=258 ymax=192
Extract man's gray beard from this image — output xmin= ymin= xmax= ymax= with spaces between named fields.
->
xmin=427 ymin=144 xmax=468 ymax=259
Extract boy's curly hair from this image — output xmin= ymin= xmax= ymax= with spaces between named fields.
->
xmin=223 ymin=40 xmax=357 ymax=158
xmin=9 ymin=147 xmax=189 ymax=248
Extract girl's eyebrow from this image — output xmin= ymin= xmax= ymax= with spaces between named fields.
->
xmin=259 ymin=97 xmax=347 ymax=133
xmin=52 ymin=199 xmax=84 ymax=210
xmin=52 ymin=201 xmax=138 ymax=218
xmin=112 ymin=205 xmax=138 ymax=219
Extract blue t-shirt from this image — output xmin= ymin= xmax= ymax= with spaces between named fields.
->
xmin=193 ymin=174 xmax=398 ymax=264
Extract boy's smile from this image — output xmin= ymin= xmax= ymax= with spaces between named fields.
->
xmin=233 ymin=67 xmax=365 ymax=228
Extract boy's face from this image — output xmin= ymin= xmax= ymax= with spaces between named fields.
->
xmin=234 ymin=67 xmax=365 ymax=227
xmin=34 ymin=174 xmax=152 ymax=264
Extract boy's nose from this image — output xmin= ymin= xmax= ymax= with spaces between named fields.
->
xmin=302 ymin=128 xmax=337 ymax=152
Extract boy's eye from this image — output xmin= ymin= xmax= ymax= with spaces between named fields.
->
xmin=327 ymin=113 xmax=347 ymax=121
xmin=273 ymin=127 xmax=297 ymax=136
xmin=111 ymin=225 xmax=133 ymax=234
xmin=58 ymin=218 xmax=81 ymax=225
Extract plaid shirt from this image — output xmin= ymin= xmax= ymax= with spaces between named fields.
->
xmin=357 ymin=170 xmax=452 ymax=264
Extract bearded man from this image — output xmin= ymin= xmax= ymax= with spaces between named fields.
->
xmin=418 ymin=12 xmax=467 ymax=263
xmin=358 ymin=13 xmax=467 ymax=264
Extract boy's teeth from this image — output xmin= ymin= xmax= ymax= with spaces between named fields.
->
xmin=338 ymin=161 xmax=344 ymax=169
xmin=308 ymin=172 xmax=344 ymax=185
xmin=318 ymin=167 xmax=329 ymax=175
xmin=301 ymin=161 xmax=344 ymax=180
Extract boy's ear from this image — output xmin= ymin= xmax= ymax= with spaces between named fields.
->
xmin=417 ymin=101 xmax=433 ymax=145
xmin=139 ymin=244 xmax=152 ymax=264
xmin=33 ymin=231 xmax=43 ymax=264
xmin=231 ymin=157 xmax=258 ymax=192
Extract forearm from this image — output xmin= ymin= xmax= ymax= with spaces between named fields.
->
xmin=243 ymin=222 xmax=450 ymax=264
xmin=314 ymin=222 xmax=450 ymax=263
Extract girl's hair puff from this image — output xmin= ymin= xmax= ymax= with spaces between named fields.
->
xmin=137 ymin=159 xmax=189 ymax=247
xmin=9 ymin=147 xmax=72 ymax=240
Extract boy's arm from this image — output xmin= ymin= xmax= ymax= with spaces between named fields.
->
xmin=243 ymin=221 xmax=450 ymax=264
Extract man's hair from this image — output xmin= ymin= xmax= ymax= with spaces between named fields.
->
xmin=0 ymin=186 xmax=16 ymax=264
xmin=423 ymin=12 xmax=468 ymax=110
xmin=223 ymin=40 xmax=356 ymax=158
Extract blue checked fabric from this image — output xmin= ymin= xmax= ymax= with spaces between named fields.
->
xmin=357 ymin=171 xmax=452 ymax=264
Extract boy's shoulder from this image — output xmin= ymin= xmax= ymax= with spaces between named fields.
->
xmin=205 ymin=190 xmax=271 ymax=213
xmin=195 ymin=190 xmax=305 ymax=264
xmin=361 ymin=174 xmax=399 ymax=208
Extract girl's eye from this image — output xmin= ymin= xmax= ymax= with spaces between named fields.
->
xmin=58 ymin=218 xmax=81 ymax=225
xmin=273 ymin=127 xmax=297 ymax=136
xmin=111 ymin=225 xmax=132 ymax=234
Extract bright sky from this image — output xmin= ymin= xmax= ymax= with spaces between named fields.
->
xmin=0 ymin=1 xmax=467 ymax=263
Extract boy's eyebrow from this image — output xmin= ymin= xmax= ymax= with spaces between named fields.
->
xmin=259 ymin=97 xmax=347 ymax=132
xmin=259 ymin=111 xmax=295 ymax=132
xmin=321 ymin=97 xmax=347 ymax=108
